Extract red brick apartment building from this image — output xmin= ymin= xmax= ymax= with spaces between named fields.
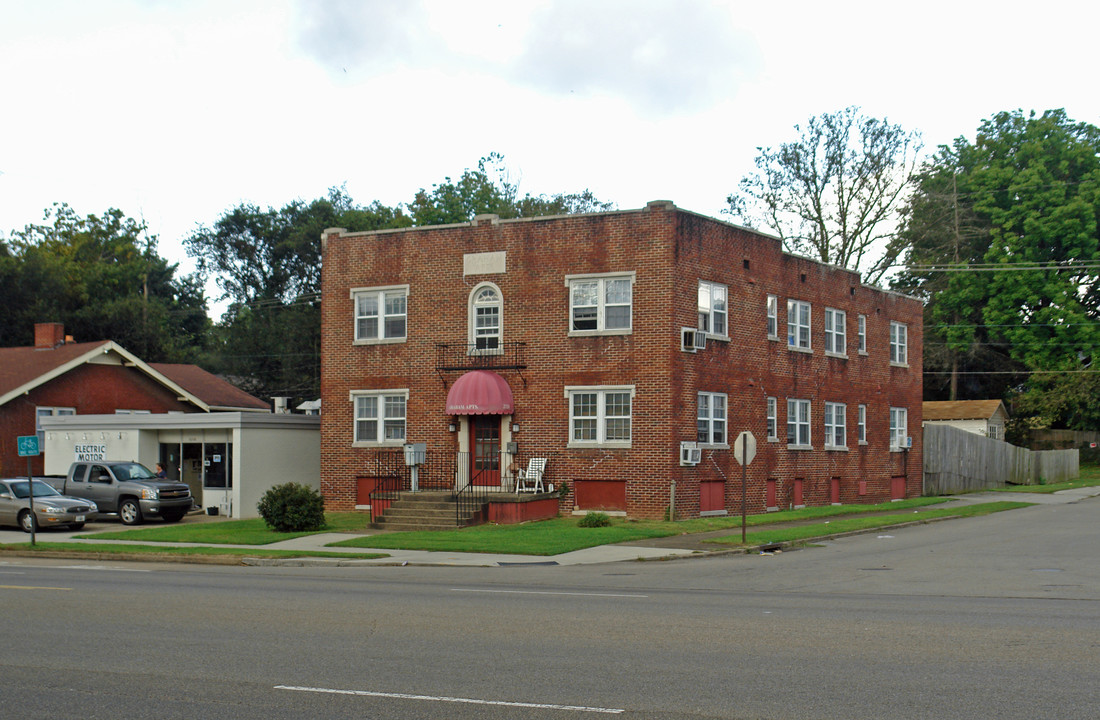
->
xmin=319 ymin=201 xmax=922 ymax=521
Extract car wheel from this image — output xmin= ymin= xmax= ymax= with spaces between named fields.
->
xmin=19 ymin=510 xmax=37 ymax=533
xmin=119 ymin=499 xmax=143 ymax=526
xmin=70 ymin=523 xmax=85 ymax=531
xmin=161 ymin=509 xmax=185 ymax=523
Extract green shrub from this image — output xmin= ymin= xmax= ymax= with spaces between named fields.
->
xmin=577 ymin=511 xmax=611 ymax=528
xmin=257 ymin=482 xmax=326 ymax=532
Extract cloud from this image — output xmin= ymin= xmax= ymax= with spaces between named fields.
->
xmin=511 ymin=1 xmax=758 ymax=114
xmin=292 ymin=0 xmax=433 ymax=75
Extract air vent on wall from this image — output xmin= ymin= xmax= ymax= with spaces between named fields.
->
xmin=680 ymin=441 xmax=702 ymax=466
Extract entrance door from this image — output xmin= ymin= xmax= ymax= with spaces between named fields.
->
xmin=469 ymin=416 xmax=501 ymax=486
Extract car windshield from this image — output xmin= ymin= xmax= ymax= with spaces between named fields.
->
xmin=9 ymin=481 xmax=62 ymax=499
xmin=112 ymin=463 xmax=156 ymax=481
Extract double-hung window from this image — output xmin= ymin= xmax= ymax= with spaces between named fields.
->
xmin=766 ymin=397 xmax=778 ymax=440
xmin=857 ymin=315 xmax=867 ymax=354
xmin=824 ymin=308 xmax=846 ymax=356
xmin=787 ymin=300 xmax=811 ymax=350
xmin=697 ymin=392 xmax=727 ymax=445
xmin=698 ymin=281 xmax=728 ymax=338
xmin=858 ymin=404 xmax=867 ymax=444
xmin=766 ymin=295 xmax=778 ymax=339
xmin=890 ymin=407 xmax=908 ymax=450
xmin=787 ymin=398 xmax=811 ymax=447
xmin=890 ymin=322 xmax=908 ymax=365
xmin=352 ymin=285 xmax=408 ymax=343
xmin=351 ymin=390 xmax=407 ymax=445
xmin=824 ymin=402 xmax=847 ymax=449
xmin=566 ymin=386 xmax=634 ymax=447
xmin=566 ymin=272 xmax=634 ymax=334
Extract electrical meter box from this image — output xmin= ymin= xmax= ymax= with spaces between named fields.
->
xmin=403 ymin=443 xmax=427 ymax=466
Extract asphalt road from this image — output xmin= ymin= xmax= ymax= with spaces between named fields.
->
xmin=2 ymin=497 xmax=1099 ymax=719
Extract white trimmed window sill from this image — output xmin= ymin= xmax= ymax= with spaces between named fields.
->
xmin=787 ymin=444 xmax=814 ymax=451
xmin=788 ymin=345 xmax=813 ymax=354
xmin=353 ymin=337 xmax=407 ymax=346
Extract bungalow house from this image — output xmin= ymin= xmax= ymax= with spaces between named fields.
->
xmin=922 ymin=400 xmax=1009 ymax=440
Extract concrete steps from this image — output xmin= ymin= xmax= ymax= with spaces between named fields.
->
xmin=371 ymin=491 xmax=484 ymax=531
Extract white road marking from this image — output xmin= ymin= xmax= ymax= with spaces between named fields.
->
xmin=451 ymin=588 xmax=647 ymax=598
xmin=275 ymin=685 xmax=624 ymax=714
xmin=54 ymin=565 xmax=152 ymax=572
xmin=0 ymin=584 xmax=72 ymax=591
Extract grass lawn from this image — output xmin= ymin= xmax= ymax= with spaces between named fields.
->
xmin=329 ymin=497 xmax=961 ymax=556
xmin=705 ymin=501 xmax=1033 ymax=546
xmin=0 ymin=542 xmax=387 ymax=560
xmin=73 ymin=512 xmax=371 ymax=545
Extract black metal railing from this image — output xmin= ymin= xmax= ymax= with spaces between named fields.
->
xmin=365 ymin=449 xmax=452 ymax=523
xmin=364 ymin=448 xmax=555 ymax=527
xmin=453 ymin=450 xmax=555 ymax=525
xmin=435 ymin=342 xmax=527 ymax=372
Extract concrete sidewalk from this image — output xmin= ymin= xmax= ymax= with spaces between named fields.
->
xmin=5 ymin=486 xmax=1098 ymax=567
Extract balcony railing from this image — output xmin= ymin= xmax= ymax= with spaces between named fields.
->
xmin=435 ymin=342 xmax=527 ymax=372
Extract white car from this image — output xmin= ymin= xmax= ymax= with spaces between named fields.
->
xmin=0 ymin=478 xmax=98 ymax=532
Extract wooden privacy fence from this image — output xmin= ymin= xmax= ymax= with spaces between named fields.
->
xmin=923 ymin=424 xmax=1079 ymax=495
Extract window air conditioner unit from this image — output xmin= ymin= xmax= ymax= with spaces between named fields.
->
xmin=680 ymin=441 xmax=702 ymax=466
xmin=681 ymin=328 xmax=706 ymax=352
xmin=681 ymin=328 xmax=697 ymax=353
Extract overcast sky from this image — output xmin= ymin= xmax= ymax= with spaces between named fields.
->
xmin=2 ymin=0 xmax=1096 ymax=298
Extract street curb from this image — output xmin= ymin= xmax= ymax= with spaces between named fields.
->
xmin=0 ymin=512 xmax=966 ymax=568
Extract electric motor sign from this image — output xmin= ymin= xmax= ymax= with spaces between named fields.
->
xmin=74 ymin=444 xmax=107 ymax=461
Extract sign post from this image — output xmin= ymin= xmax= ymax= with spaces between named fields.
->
xmin=17 ymin=435 xmax=41 ymax=546
xmin=733 ymin=431 xmax=757 ymax=544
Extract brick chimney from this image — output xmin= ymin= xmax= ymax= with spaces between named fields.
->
xmin=34 ymin=322 xmax=66 ymax=349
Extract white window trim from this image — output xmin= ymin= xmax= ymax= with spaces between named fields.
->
xmin=890 ymin=321 xmax=909 ymax=367
xmin=858 ymin=404 xmax=868 ymax=445
xmin=857 ymin=314 xmax=868 ymax=355
xmin=890 ymin=407 xmax=908 ymax=451
xmin=697 ymin=391 xmax=729 ymax=447
xmin=767 ymin=295 xmax=779 ymax=341
xmin=824 ymin=401 xmax=848 ymax=451
xmin=824 ymin=307 xmax=848 ymax=359
xmin=565 ymin=271 xmax=635 ymax=336
xmin=349 ymin=389 xmax=409 ymax=447
xmin=766 ymin=396 xmax=778 ymax=441
xmin=698 ymin=281 xmax=729 ymax=341
xmin=787 ymin=398 xmax=812 ymax=449
xmin=351 ymin=284 xmax=409 ymax=345
xmin=787 ymin=299 xmax=812 ymax=351
xmin=36 ymin=406 xmax=75 ymax=443
xmin=468 ymin=281 xmax=503 ymax=356
xmin=564 ymin=385 xmax=635 ymax=448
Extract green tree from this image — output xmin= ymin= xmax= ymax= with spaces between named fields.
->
xmin=898 ymin=109 xmax=1100 ymax=428
xmin=4 ymin=204 xmax=208 ymax=360
xmin=408 ymin=153 xmax=613 ymax=225
xmin=186 ymin=187 xmax=410 ymax=402
xmin=728 ymin=107 xmax=922 ymax=284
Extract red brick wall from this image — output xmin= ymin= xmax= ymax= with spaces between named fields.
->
xmin=319 ymin=203 xmax=923 ymax=519
xmin=0 ymin=362 xmax=197 ymax=476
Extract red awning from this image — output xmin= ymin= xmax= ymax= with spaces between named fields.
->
xmin=446 ymin=370 xmax=514 ymax=415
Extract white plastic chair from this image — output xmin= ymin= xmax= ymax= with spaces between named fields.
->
xmin=515 ymin=457 xmax=548 ymax=493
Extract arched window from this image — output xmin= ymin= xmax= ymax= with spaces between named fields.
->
xmin=469 ymin=283 xmax=502 ymax=353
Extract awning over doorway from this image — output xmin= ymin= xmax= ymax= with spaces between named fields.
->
xmin=446 ymin=370 xmax=514 ymax=415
